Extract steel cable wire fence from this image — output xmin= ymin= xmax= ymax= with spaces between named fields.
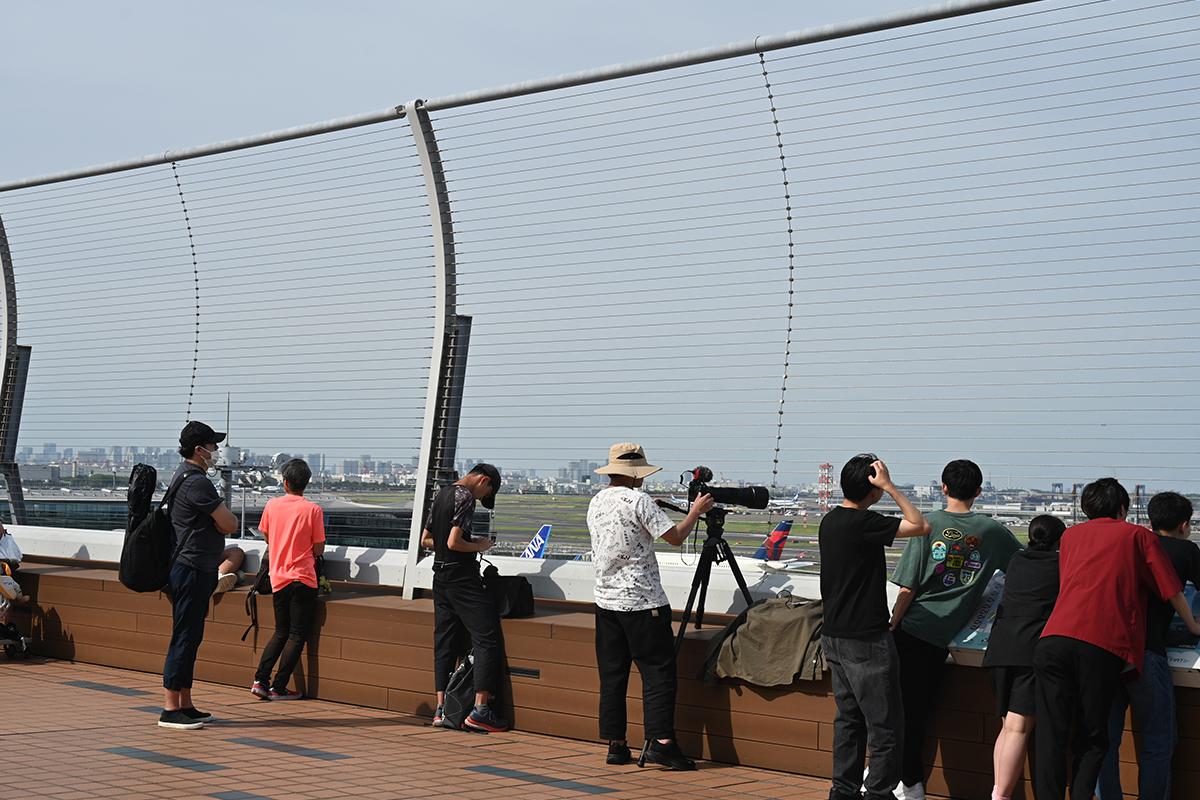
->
xmin=0 ymin=0 xmax=1196 ymax=543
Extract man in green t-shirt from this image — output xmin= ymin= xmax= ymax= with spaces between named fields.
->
xmin=888 ymin=459 xmax=1023 ymax=800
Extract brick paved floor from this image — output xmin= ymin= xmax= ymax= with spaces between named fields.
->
xmin=3 ymin=658 xmax=830 ymax=800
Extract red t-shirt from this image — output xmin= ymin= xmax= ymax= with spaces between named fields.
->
xmin=259 ymin=494 xmax=326 ymax=592
xmin=1040 ymin=517 xmax=1182 ymax=676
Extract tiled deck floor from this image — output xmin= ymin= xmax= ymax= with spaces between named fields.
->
xmin=4 ymin=657 xmax=829 ymax=800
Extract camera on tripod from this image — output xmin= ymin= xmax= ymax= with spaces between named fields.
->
xmin=683 ymin=466 xmax=769 ymax=511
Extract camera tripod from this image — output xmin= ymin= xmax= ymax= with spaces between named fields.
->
xmin=637 ymin=502 xmax=756 ymax=769
xmin=657 ymin=501 xmax=755 ymax=655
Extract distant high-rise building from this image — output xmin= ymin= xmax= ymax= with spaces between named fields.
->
xmin=307 ymin=453 xmax=324 ymax=472
xmin=42 ymin=443 xmax=56 ymax=455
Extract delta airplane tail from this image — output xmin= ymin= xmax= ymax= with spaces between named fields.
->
xmin=750 ymin=519 xmax=792 ymax=561
xmin=520 ymin=524 xmax=551 ymax=558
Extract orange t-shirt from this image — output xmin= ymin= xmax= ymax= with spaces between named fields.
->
xmin=259 ymin=494 xmax=326 ymax=592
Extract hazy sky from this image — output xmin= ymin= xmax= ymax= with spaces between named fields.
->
xmin=2 ymin=1 xmax=1197 ymax=493
xmin=2 ymin=1 xmax=901 ymax=184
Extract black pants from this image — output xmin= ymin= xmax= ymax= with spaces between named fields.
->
xmin=255 ymin=580 xmax=319 ymax=691
xmin=893 ymin=626 xmax=950 ymax=787
xmin=595 ymin=604 xmax=678 ymax=742
xmin=1034 ymin=635 xmax=1125 ymax=800
xmin=163 ymin=562 xmax=217 ymax=691
xmin=432 ymin=566 xmax=502 ymax=695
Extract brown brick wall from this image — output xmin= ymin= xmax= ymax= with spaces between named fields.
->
xmin=11 ymin=561 xmax=1192 ymax=799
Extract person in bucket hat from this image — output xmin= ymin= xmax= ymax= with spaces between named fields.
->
xmin=588 ymin=443 xmax=713 ymax=770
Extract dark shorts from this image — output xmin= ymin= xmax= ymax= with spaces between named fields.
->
xmin=989 ymin=665 xmax=1037 ymax=718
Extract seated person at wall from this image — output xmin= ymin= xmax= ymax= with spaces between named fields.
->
xmin=214 ymin=545 xmax=246 ymax=596
xmin=588 ymin=442 xmax=712 ymax=771
xmin=1034 ymin=478 xmax=1200 ymax=800
xmin=250 ymin=458 xmax=325 ymax=701
xmin=819 ymin=454 xmax=930 ymax=800
xmin=888 ymin=459 xmax=1024 ymax=800
xmin=1095 ymin=491 xmax=1200 ymax=800
xmin=982 ymin=514 xmax=1066 ymax=800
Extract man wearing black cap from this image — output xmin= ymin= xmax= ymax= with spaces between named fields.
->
xmin=420 ymin=463 xmax=508 ymax=732
xmin=159 ymin=421 xmax=240 ymax=730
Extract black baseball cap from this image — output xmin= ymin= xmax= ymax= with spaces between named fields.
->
xmin=180 ymin=420 xmax=226 ymax=449
xmin=472 ymin=463 xmax=501 ymax=509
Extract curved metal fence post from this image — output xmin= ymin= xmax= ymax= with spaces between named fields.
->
xmin=0 ymin=216 xmax=28 ymax=524
xmin=403 ymin=100 xmax=465 ymax=598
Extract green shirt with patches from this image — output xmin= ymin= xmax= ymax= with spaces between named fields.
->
xmin=890 ymin=509 xmax=1023 ymax=648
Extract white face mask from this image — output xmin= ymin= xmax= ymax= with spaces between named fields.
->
xmin=196 ymin=445 xmax=218 ymax=470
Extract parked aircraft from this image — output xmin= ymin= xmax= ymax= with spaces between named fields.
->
xmin=769 ymin=493 xmax=803 ymax=509
xmin=745 ymin=519 xmax=815 ymax=572
xmin=520 ymin=524 xmax=551 ymax=559
xmin=751 ymin=519 xmax=793 ymax=560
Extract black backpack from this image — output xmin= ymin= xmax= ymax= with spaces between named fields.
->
xmin=119 ymin=466 xmax=194 ymax=593
xmin=442 ymin=652 xmax=476 ymax=730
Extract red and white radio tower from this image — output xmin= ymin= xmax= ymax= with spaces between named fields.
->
xmin=817 ymin=463 xmax=833 ymax=512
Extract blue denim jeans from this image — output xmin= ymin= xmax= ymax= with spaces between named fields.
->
xmin=823 ymin=631 xmax=904 ymax=800
xmin=1095 ymin=650 xmax=1176 ymax=800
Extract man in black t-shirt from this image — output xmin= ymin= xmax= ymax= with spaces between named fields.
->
xmin=420 ymin=464 xmax=508 ymax=732
xmin=1096 ymin=491 xmax=1200 ymax=800
xmin=160 ymin=421 xmax=239 ymax=730
xmin=819 ymin=454 xmax=930 ymax=800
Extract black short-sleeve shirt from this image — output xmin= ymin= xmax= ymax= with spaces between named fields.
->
xmin=981 ymin=548 xmax=1060 ymax=668
xmin=819 ymin=506 xmax=901 ymax=639
xmin=425 ymin=484 xmax=479 ymax=568
xmin=1146 ymin=536 xmax=1200 ymax=656
xmin=169 ymin=463 xmax=224 ymax=573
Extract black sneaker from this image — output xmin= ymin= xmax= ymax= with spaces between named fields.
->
xmin=644 ymin=739 xmax=696 ymax=771
xmin=606 ymin=741 xmax=631 ymax=765
xmin=157 ymin=709 xmax=204 ymax=730
xmin=180 ymin=707 xmax=214 ymax=723
xmin=463 ymin=706 xmax=509 ymax=732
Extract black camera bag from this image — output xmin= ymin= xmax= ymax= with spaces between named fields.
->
xmin=119 ymin=467 xmax=194 ymax=593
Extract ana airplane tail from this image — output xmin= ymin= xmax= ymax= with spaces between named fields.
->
xmin=751 ymin=519 xmax=792 ymax=561
xmin=520 ymin=524 xmax=551 ymax=558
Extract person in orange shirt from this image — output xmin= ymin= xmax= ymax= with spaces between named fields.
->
xmin=250 ymin=458 xmax=326 ymax=701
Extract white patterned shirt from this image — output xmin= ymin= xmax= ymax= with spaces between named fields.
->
xmin=588 ymin=486 xmax=675 ymax=611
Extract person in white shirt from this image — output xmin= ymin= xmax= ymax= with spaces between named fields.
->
xmin=588 ymin=442 xmax=713 ymax=771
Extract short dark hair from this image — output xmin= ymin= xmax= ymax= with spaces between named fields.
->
xmin=1080 ymin=477 xmax=1130 ymax=521
xmin=281 ymin=459 xmax=311 ymax=494
xmin=840 ymin=453 xmax=879 ymax=503
xmin=469 ymin=463 xmax=501 ymax=489
xmin=1027 ymin=515 xmax=1066 ymax=551
xmin=941 ymin=459 xmax=983 ymax=501
xmin=1149 ymin=491 xmax=1193 ymax=533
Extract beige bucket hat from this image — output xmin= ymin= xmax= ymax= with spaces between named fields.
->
xmin=594 ymin=442 xmax=662 ymax=478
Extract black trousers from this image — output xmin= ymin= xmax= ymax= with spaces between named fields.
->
xmin=1034 ymin=635 xmax=1125 ymax=800
xmin=163 ymin=562 xmax=218 ymax=691
xmin=595 ymin=604 xmax=678 ymax=742
xmin=893 ymin=626 xmax=950 ymax=787
xmin=432 ymin=566 xmax=502 ymax=695
xmin=254 ymin=580 xmax=318 ymax=691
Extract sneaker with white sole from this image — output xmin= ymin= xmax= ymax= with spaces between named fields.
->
xmin=158 ymin=709 xmax=204 ymax=730
xmin=269 ymin=687 xmax=303 ymax=701
xmin=894 ymin=781 xmax=925 ymax=800
xmin=251 ymin=680 xmax=269 ymax=699
xmin=180 ymin=707 xmax=213 ymax=723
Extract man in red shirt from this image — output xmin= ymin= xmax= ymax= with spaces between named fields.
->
xmin=1033 ymin=478 xmax=1200 ymax=800
xmin=250 ymin=458 xmax=326 ymax=701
